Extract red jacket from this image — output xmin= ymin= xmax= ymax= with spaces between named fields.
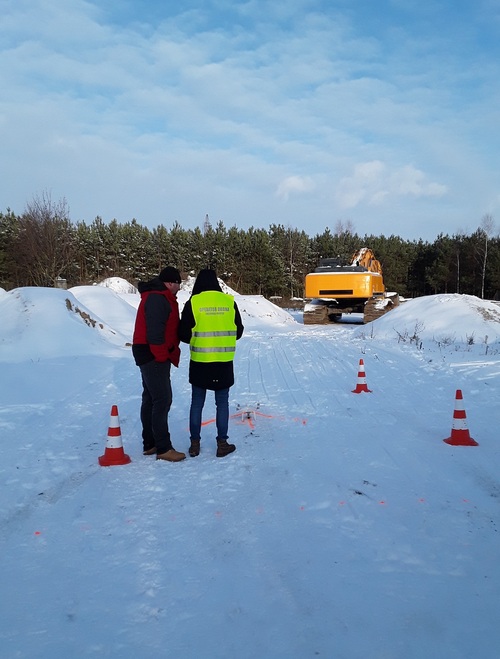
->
xmin=132 ymin=280 xmax=180 ymax=367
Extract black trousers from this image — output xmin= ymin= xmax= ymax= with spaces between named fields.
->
xmin=139 ymin=360 xmax=173 ymax=454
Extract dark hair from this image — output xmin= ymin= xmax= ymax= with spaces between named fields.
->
xmin=192 ymin=269 xmax=222 ymax=295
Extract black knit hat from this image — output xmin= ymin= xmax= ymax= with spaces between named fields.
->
xmin=159 ymin=266 xmax=181 ymax=283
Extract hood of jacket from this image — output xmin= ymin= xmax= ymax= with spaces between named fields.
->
xmin=192 ymin=269 xmax=223 ymax=295
xmin=137 ymin=277 xmax=165 ymax=295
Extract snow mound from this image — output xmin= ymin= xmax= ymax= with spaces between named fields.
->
xmin=70 ymin=285 xmax=138 ymax=342
xmin=97 ymin=277 xmax=138 ymax=294
xmin=0 ymin=287 xmax=131 ymax=362
xmin=92 ymin=275 xmax=296 ymax=328
xmin=0 ymin=278 xmax=296 ymax=364
xmin=177 ymin=276 xmax=297 ymax=328
xmin=232 ymin=295 xmax=297 ymax=327
xmin=358 ymin=293 xmax=500 ymax=345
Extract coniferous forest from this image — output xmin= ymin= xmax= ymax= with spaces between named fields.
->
xmin=1 ymin=194 xmax=499 ymax=301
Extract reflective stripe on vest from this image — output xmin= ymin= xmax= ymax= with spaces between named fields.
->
xmin=190 ymin=291 xmax=237 ymax=363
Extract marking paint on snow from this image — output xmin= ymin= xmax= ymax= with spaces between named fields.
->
xmin=201 ymin=406 xmax=307 ymax=430
xmin=332 ymin=496 xmax=476 ymax=507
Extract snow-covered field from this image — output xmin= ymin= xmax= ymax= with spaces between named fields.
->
xmin=1 ymin=279 xmax=500 ymax=659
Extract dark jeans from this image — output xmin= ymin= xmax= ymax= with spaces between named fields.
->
xmin=139 ymin=360 xmax=173 ymax=454
xmin=189 ymin=385 xmax=229 ymax=442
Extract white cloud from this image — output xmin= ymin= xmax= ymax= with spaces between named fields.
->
xmin=276 ymin=175 xmax=315 ymax=201
xmin=392 ymin=165 xmax=448 ymax=198
xmin=335 ymin=161 xmax=447 ymax=209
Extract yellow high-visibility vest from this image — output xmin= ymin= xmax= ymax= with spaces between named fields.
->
xmin=190 ymin=291 xmax=237 ymax=363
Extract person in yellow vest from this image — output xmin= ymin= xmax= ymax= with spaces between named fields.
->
xmin=179 ymin=269 xmax=244 ymax=457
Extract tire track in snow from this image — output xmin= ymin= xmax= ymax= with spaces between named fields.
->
xmin=292 ymin=329 xmax=361 ymax=418
xmin=238 ymin=337 xmax=270 ymax=403
xmin=273 ymin=337 xmax=317 ymax=412
xmin=270 ymin=341 xmax=300 ymax=408
xmin=254 ymin=339 xmax=270 ymax=401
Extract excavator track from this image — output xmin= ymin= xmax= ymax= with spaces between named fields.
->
xmin=363 ymin=293 xmax=400 ymax=323
xmin=303 ymin=305 xmax=329 ymax=325
xmin=303 ymin=302 xmax=343 ymax=325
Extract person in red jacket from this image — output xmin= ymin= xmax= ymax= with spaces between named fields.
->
xmin=132 ymin=266 xmax=186 ymax=462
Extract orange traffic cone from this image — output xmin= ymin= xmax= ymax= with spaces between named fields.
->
xmin=443 ymin=390 xmax=478 ymax=446
xmin=98 ymin=405 xmax=132 ymax=466
xmin=352 ymin=358 xmax=372 ymax=393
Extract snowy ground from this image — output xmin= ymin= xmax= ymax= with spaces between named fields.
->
xmin=1 ymin=280 xmax=500 ymax=659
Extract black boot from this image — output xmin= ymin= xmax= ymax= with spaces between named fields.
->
xmin=189 ymin=439 xmax=200 ymax=457
xmin=216 ymin=439 xmax=236 ymax=458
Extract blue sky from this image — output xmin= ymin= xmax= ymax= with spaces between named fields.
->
xmin=1 ymin=0 xmax=499 ymax=241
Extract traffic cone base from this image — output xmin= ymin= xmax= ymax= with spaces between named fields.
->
xmin=352 ymin=358 xmax=372 ymax=393
xmin=444 ymin=430 xmax=478 ymax=447
xmin=99 ymin=404 xmax=132 ymax=466
xmin=99 ymin=447 xmax=132 ymax=466
xmin=443 ymin=390 xmax=478 ymax=446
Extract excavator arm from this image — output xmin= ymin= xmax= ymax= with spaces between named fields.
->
xmin=350 ymin=248 xmax=383 ymax=275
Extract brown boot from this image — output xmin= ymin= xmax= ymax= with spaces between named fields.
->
xmin=156 ymin=448 xmax=186 ymax=462
xmin=189 ymin=440 xmax=200 ymax=457
xmin=143 ymin=447 xmax=157 ymax=456
xmin=216 ymin=439 xmax=236 ymax=458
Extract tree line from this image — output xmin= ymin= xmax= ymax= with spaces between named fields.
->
xmin=1 ymin=193 xmax=499 ymax=301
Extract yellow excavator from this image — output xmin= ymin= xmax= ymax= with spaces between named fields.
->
xmin=303 ymin=248 xmax=399 ymax=324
